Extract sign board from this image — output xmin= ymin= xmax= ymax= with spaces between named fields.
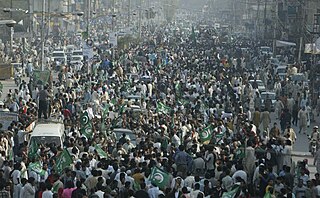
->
xmin=13 ymin=32 xmax=32 ymax=39
xmin=304 ymin=43 xmax=320 ymax=54
xmin=83 ymin=42 xmax=94 ymax=59
xmin=33 ymin=70 xmax=51 ymax=85
xmin=0 ymin=64 xmax=13 ymax=80
xmin=0 ymin=112 xmax=18 ymax=131
xmin=109 ymin=32 xmax=118 ymax=47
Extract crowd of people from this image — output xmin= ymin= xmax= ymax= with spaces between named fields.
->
xmin=0 ymin=18 xmax=318 ymax=198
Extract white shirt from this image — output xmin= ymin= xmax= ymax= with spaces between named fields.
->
xmin=95 ymin=190 xmax=105 ymax=198
xmin=11 ymin=170 xmax=21 ymax=185
xmin=42 ymin=190 xmax=53 ymax=198
xmin=232 ymin=170 xmax=247 ymax=183
xmin=148 ymin=186 xmax=160 ymax=198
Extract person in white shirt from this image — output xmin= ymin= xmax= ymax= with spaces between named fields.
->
xmin=221 ymin=169 xmax=233 ymax=192
xmin=11 ymin=163 xmax=21 ymax=198
xmin=148 ymin=184 xmax=160 ymax=198
xmin=94 ymin=183 xmax=105 ymax=198
xmin=123 ymin=139 xmax=135 ymax=153
xmin=232 ymin=164 xmax=248 ymax=184
xmin=42 ymin=182 xmax=54 ymax=198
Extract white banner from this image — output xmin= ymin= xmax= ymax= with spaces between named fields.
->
xmin=109 ymin=32 xmax=118 ymax=47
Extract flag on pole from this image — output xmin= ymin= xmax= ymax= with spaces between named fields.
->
xmin=156 ymin=102 xmax=172 ymax=115
xmin=29 ymin=162 xmax=46 ymax=176
xmin=199 ymin=124 xmax=214 ymax=144
xmin=149 ymin=167 xmax=169 ymax=189
xmin=222 ymin=185 xmax=240 ymax=198
xmin=54 ymin=149 xmax=73 ymax=174
xmin=80 ymin=111 xmax=93 ymax=138
xmin=95 ymin=145 xmax=108 ymax=159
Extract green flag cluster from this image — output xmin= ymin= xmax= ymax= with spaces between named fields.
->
xmin=29 ymin=162 xmax=46 ymax=176
xmin=54 ymin=149 xmax=73 ymax=174
xmin=95 ymin=145 xmax=108 ymax=159
xmin=149 ymin=167 xmax=169 ymax=189
xmin=156 ymin=102 xmax=172 ymax=115
xmin=222 ymin=185 xmax=240 ymax=198
xmin=80 ymin=111 xmax=93 ymax=138
xmin=199 ymin=124 xmax=214 ymax=144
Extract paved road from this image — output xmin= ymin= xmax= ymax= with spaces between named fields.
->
xmin=268 ymin=110 xmax=318 ymax=178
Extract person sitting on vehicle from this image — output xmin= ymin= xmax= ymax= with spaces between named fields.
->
xmin=309 ymin=126 xmax=320 ymax=152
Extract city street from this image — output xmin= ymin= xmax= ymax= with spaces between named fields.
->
xmin=1 ymin=75 xmax=317 ymax=177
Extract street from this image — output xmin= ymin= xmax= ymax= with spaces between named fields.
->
xmin=1 ymin=75 xmax=317 ymax=178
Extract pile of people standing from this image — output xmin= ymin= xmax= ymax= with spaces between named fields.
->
xmin=0 ymin=20 xmax=318 ymax=198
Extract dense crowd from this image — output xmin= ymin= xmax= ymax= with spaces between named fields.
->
xmin=0 ymin=20 xmax=318 ymax=198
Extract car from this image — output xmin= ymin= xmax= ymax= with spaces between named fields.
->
xmin=260 ymin=92 xmax=276 ymax=111
xmin=260 ymin=46 xmax=273 ymax=56
xmin=29 ymin=122 xmax=65 ymax=148
xmin=70 ymin=55 xmax=83 ymax=64
xmin=72 ymin=50 xmax=83 ymax=56
xmin=275 ymin=65 xmax=288 ymax=80
xmin=52 ymin=51 xmax=67 ymax=64
xmin=291 ymin=73 xmax=309 ymax=88
xmin=249 ymin=80 xmax=266 ymax=93
xmin=113 ymin=128 xmax=136 ymax=145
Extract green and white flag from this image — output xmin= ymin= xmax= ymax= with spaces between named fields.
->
xmin=95 ymin=145 xmax=108 ymax=159
xmin=118 ymin=104 xmax=126 ymax=115
xmin=156 ymin=102 xmax=172 ymax=115
xmin=102 ymin=105 xmax=110 ymax=119
xmin=149 ymin=167 xmax=169 ymax=189
xmin=222 ymin=185 xmax=240 ymax=198
xmin=111 ymin=98 xmax=117 ymax=105
xmin=80 ymin=111 xmax=93 ymax=138
xmin=28 ymin=139 xmax=39 ymax=159
xmin=199 ymin=125 xmax=214 ymax=144
xmin=29 ymin=162 xmax=46 ymax=176
xmin=54 ymin=149 xmax=73 ymax=174
xmin=235 ymin=144 xmax=245 ymax=159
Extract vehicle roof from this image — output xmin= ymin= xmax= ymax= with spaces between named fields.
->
xmin=73 ymin=50 xmax=83 ymax=52
xmin=71 ymin=55 xmax=83 ymax=58
xmin=261 ymin=91 xmax=276 ymax=95
xmin=31 ymin=123 xmax=64 ymax=137
xmin=113 ymin=128 xmax=133 ymax=133
xmin=276 ymin=65 xmax=287 ymax=68
xmin=249 ymin=79 xmax=263 ymax=82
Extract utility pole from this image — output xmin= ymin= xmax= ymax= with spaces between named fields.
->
xmin=272 ymin=0 xmax=277 ymax=57
xmin=40 ymin=0 xmax=45 ymax=71
xmin=112 ymin=0 xmax=115 ymax=60
xmin=138 ymin=0 xmax=142 ymax=39
xmin=47 ymin=0 xmax=51 ymax=36
xmin=256 ymin=0 xmax=261 ymax=41
xmin=263 ymin=0 xmax=267 ymax=40
xmin=86 ymin=0 xmax=90 ymax=38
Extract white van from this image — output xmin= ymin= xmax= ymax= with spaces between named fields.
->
xmin=29 ymin=122 xmax=65 ymax=148
xmin=52 ymin=51 xmax=67 ymax=64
